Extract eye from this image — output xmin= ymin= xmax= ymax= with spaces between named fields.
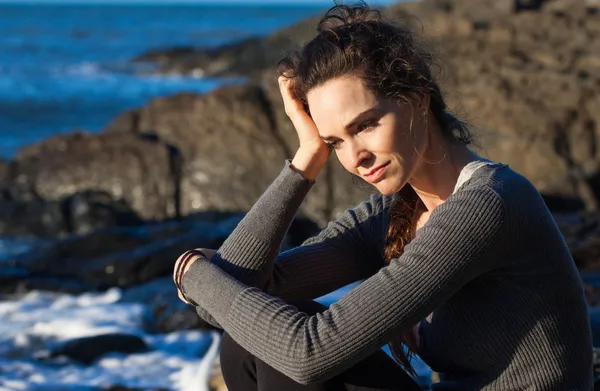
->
xmin=327 ymin=140 xmax=342 ymax=150
xmin=357 ymin=120 xmax=378 ymax=132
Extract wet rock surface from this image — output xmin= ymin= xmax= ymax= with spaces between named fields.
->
xmin=49 ymin=334 xmax=149 ymax=365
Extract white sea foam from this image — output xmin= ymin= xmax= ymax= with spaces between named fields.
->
xmin=0 ymin=288 xmax=220 ymax=391
xmin=0 ymin=282 xmax=432 ymax=390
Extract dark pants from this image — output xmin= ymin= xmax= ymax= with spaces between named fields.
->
xmin=220 ymin=300 xmax=423 ymax=391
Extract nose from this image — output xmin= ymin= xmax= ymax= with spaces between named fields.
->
xmin=344 ymin=140 xmax=372 ymax=171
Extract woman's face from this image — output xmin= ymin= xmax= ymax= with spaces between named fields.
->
xmin=306 ymin=76 xmax=428 ymax=196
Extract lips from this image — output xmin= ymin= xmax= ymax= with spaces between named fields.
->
xmin=365 ymin=162 xmax=390 ymax=177
xmin=363 ymin=162 xmax=390 ymax=183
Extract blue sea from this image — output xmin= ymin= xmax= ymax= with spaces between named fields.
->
xmin=0 ymin=3 xmax=329 ymax=159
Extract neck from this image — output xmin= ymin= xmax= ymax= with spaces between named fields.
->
xmin=408 ymin=130 xmax=480 ymax=212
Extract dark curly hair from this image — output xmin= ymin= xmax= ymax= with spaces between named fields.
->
xmin=277 ymin=1 xmax=474 ymax=376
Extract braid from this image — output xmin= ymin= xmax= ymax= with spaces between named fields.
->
xmin=383 ymin=184 xmax=422 ymax=376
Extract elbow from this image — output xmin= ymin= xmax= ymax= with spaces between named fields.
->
xmin=287 ymin=360 xmax=331 ymax=385
xmin=290 ymin=373 xmax=318 ymax=386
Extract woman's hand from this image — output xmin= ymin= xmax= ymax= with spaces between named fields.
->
xmin=278 ymin=75 xmax=323 ymax=149
xmin=278 ymin=76 xmax=330 ymax=180
xmin=173 ymin=248 xmax=216 ymax=304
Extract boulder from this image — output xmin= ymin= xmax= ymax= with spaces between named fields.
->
xmin=105 ymin=85 xmax=373 ymax=226
xmin=554 ymin=212 xmax=600 ymax=271
xmin=5 ymin=209 xmax=318 ymax=294
xmin=0 ymin=190 xmax=143 ymax=237
xmin=119 ymin=277 xmax=217 ymax=332
xmin=11 ymin=218 xmax=238 ymax=290
xmin=9 ymin=131 xmax=178 ymax=222
xmin=49 ymin=333 xmax=148 ymax=365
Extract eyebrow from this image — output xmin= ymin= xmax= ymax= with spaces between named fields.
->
xmin=320 ymin=107 xmax=383 ymax=141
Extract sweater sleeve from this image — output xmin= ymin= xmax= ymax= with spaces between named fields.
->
xmin=182 ymin=186 xmax=508 ymax=384
xmin=191 ymin=160 xmax=389 ymax=328
xmin=193 ymin=189 xmax=390 ymax=329
xmin=205 ymin=159 xmax=389 ymax=300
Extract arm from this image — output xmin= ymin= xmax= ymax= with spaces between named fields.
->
xmin=194 ymin=193 xmax=389 ymax=328
xmin=208 ymin=159 xmax=389 ymax=300
xmin=193 ymin=160 xmax=390 ymax=327
xmin=182 ymin=186 xmax=508 ymax=384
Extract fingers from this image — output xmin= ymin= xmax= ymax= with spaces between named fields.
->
xmin=278 ymin=76 xmax=326 ymax=150
xmin=195 ymin=248 xmax=217 ymax=261
xmin=177 ymin=289 xmax=190 ymax=305
xmin=278 ymin=76 xmax=305 ymax=119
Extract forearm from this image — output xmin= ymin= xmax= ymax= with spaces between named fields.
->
xmin=210 ymin=158 xmax=317 ymax=289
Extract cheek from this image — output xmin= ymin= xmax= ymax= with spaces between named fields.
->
xmin=389 ymin=124 xmax=415 ymax=156
xmin=334 ymin=149 xmax=358 ymax=174
xmin=334 ymin=149 xmax=350 ymax=169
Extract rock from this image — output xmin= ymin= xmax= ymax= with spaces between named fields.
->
xmin=0 ymin=158 xmax=8 ymax=194
xmin=65 ymin=191 xmax=143 ymax=235
xmin=5 ymin=208 xmax=318 ymax=294
xmin=119 ymin=277 xmax=218 ymax=332
xmin=0 ymin=197 xmax=70 ymax=237
xmin=554 ymin=212 xmax=600 ymax=270
xmin=0 ymin=266 xmax=30 ymax=294
xmin=515 ymin=0 xmax=549 ymax=11
xmin=12 ymin=218 xmax=238 ymax=290
xmin=127 ymin=0 xmax=600 ymax=216
xmin=583 ymin=280 xmax=600 ymax=307
xmin=595 ymin=348 xmax=600 ymax=386
xmin=132 ymin=17 xmax=321 ymax=79
xmin=105 ymin=87 xmax=293 ymax=217
xmin=0 ymin=190 xmax=143 ymax=238
xmin=49 ymin=333 xmax=148 ymax=365
xmin=105 ymin=85 xmax=373 ymax=226
xmin=9 ymin=131 xmax=178 ymax=222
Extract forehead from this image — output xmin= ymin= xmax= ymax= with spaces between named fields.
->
xmin=306 ymin=76 xmax=378 ymax=129
xmin=307 ymin=76 xmax=376 ymax=110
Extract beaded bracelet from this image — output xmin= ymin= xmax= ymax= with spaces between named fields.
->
xmin=175 ymin=249 xmax=207 ymax=306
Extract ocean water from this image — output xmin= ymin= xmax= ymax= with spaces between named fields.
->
xmin=0 ymin=3 xmax=326 ymax=159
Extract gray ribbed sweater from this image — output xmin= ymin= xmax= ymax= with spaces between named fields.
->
xmin=182 ymin=160 xmax=593 ymax=390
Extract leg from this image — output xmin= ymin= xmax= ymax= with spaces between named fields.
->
xmin=219 ymin=300 xmax=423 ymax=391
xmin=221 ymin=331 xmax=338 ymax=391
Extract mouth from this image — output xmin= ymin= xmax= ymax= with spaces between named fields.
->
xmin=364 ymin=162 xmax=390 ymax=183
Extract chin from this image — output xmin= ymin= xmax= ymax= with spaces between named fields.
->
xmin=374 ymin=177 xmax=406 ymax=196
xmin=373 ymin=183 xmax=397 ymax=196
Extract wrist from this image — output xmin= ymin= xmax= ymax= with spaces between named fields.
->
xmin=176 ymin=249 xmax=207 ymax=295
xmin=291 ymin=145 xmax=330 ymax=181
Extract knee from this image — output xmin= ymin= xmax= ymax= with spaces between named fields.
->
xmin=219 ymin=301 xmax=326 ymax=370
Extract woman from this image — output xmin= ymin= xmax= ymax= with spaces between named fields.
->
xmin=173 ymin=3 xmax=593 ymax=390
